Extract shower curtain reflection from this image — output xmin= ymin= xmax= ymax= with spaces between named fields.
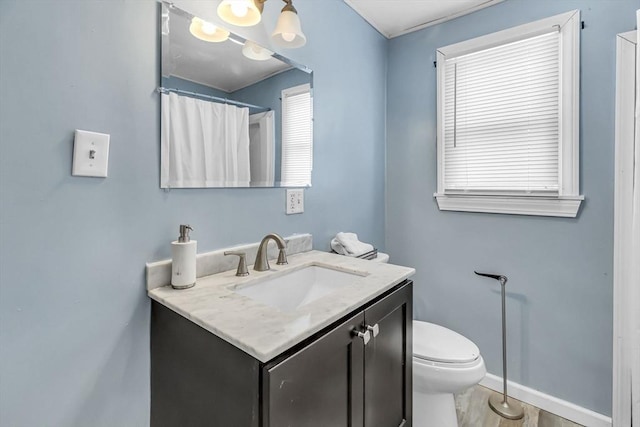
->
xmin=161 ymin=92 xmax=250 ymax=188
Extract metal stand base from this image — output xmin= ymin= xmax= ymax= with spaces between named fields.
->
xmin=488 ymin=393 xmax=524 ymax=420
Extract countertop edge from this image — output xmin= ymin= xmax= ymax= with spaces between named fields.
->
xmin=148 ymin=251 xmax=415 ymax=363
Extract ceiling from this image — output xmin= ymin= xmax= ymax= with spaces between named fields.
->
xmin=343 ymin=0 xmax=505 ymax=39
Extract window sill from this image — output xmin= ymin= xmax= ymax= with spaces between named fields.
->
xmin=434 ymin=193 xmax=584 ymax=218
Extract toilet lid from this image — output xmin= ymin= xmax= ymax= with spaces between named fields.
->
xmin=413 ymin=321 xmax=480 ymax=363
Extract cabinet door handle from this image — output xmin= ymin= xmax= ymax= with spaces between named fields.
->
xmin=352 ymin=329 xmax=371 ymax=345
xmin=366 ymin=323 xmax=379 ymax=337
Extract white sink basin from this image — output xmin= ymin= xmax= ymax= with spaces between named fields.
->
xmin=233 ymin=265 xmax=365 ymax=312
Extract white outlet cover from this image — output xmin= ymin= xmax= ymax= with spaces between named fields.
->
xmin=286 ymin=189 xmax=304 ymax=215
xmin=72 ymin=129 xmax=110 ymax=177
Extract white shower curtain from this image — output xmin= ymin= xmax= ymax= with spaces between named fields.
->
xmin=161 ymin=92 xmax=251 ymax=188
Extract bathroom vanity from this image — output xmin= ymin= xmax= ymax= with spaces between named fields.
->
xmin=148 ymin=250 xmax=414 ymax=427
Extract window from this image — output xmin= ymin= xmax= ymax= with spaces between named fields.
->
xmin=435 ymin=10 xmax=583 ymax=217
xmin=281 ymin=83 xmax=313 ymax=187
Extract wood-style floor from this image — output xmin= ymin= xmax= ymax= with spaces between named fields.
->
xmin=455 ymin=386 xmax=584 ymax=427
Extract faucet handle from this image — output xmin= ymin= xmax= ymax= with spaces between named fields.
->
xmin=224 ymin=251 xmax=249 ymax=277
xmin=276 ymin=248 xmax=288 ymax=265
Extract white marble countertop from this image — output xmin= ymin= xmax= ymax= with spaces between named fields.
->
xmin=148 ymin=250 xmax=415 ymax=363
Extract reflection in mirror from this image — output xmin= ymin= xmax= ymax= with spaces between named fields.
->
xmin=160 ymin=3 xmax=313 ymax=188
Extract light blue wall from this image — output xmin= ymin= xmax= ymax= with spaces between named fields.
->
xmin=386 ymin=0 xmax=637 ymax=416
xmin=0 ymin=0 xmax=387 ymax=425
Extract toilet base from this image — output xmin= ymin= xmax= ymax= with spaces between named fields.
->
xmin=413 ymin=391 xmax=458 ymax=427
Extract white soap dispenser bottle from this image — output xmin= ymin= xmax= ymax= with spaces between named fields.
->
xmin=171 ymin=224 xmax=197 ymax=289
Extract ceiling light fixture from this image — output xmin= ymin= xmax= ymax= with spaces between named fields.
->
xmin=217 ymin=0 xmax=306 ymax=49
xmin=217 ymin=0 xmax=264 ymax=27
xmin=271 ymin=0 xmax=306 ymax=48
xmin=189 ymin=17 xmax=230 ymax=42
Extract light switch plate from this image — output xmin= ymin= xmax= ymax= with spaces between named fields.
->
xmin=72 ymin=129 xmax=110 ymax=177
xmin=286 ymin=189 xmax=304 ymax=215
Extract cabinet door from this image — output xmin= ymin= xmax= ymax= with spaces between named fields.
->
xmin=264 ymin=311 xmax=366 ymax=427
xmin=364 ymin=281 xmax=413 ymax=427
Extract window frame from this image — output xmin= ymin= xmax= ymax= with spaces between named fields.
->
xmin=434 ymin=10 xmax=583 ymax=217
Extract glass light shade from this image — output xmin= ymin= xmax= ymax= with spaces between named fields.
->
xmin=189 ymin=17 xmax=230 ymax=42
xmin=217 ymin=0 xmax=262 ymax=27
xmin=271 ymin=10 xmax=306 ymax=48
xmin=242 ymin=40 xmax=273 ymax=61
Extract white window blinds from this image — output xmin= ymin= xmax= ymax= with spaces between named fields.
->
xmin=281 ymin=84 xmax=312 ymax=187
xmin=443 ymin=31 xmax=560 ymax=194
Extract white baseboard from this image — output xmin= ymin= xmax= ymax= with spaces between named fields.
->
xmin=479 ymin=374 xmax=612 ymax=427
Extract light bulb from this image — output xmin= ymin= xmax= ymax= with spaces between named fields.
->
xmin=282 ymin=32 xmax=296 ymax=42
xmin=231 ymin=2 xmax=249 ymax=17
xmin=218 ymin=0 xmax=261 ymax=27
xmin=201 ymin=22 xmax=217 ymax=35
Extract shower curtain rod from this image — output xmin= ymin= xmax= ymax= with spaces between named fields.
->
xmin=157 ymin=87 xmax=271 ymax=112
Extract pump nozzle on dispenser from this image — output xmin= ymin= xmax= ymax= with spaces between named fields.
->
xmin=178 ymin=224 xmax=193 ymax=243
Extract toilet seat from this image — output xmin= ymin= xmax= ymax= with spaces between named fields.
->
xmin=413 ymin=321 xmax=480 ymax=364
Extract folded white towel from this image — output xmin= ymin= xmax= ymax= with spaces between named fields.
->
xmin=331 ymin=232 xmax=374 ymax=257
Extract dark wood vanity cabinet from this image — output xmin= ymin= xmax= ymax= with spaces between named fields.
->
xmin=263 ymin=310 xmax=366 ymax=426
xmin=364 ymin=283 xmax=413 ymax=427
xmin=151 ymin=280 xmax=412 ymax=427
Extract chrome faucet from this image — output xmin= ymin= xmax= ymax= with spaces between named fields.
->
xmin=254 ymin=233 xmax=288 ymax=271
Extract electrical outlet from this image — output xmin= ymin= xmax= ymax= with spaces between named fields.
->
xmin=286 ymin=189 xmax=304 ymax=215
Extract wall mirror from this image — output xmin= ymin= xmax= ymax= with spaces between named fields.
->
xmin=160 ymin=2 xmax=313 ymax=188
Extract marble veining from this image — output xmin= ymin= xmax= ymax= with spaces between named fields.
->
xmin=148 ymin=250 xmax=415 ymax=362
xmin=146 ymin=233 xmax=313 ymax=291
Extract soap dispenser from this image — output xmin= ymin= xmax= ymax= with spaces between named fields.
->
xmin=171 ymin=225 xmax=197 ymax=289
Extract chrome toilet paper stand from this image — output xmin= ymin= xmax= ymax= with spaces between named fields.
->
xmin=475 ymin=271 xmax=525 ymax=420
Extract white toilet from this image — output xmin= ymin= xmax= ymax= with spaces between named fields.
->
xmin=370 ymin=253 xmax=485 ymax=427
xmin=412 ymin=321 xmax=486 ymax=427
